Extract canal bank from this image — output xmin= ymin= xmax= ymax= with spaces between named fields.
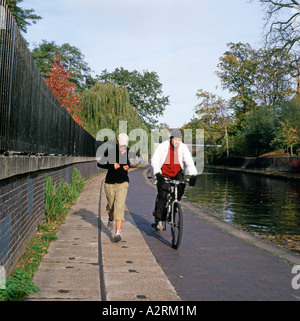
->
xmin=209 ymin=156 xmax=300 ymax=181
xmin=206 ymin=164 xmax=300 ymax=181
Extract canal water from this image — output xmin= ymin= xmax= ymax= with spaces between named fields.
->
xmin=184 ymin=168 xmax=300 ymax=235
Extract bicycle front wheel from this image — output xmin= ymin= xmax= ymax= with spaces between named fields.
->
xmin=171 ymin=202 xmax=183 ymax=249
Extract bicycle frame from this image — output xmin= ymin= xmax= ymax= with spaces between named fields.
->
xmin=164 ymin=178 xmax=188 ymax=226
xmin=150 ymin=173 xmax=189 ymax=249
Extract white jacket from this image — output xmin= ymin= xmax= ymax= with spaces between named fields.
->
xmin=151 ymin=140 xmax=198 ymax=177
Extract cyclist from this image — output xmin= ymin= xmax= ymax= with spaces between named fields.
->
xmin=151 ymin=129 xmax=197 ymax=231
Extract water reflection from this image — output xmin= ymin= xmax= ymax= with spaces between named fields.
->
xmin=184 ymin=168 xmax=300 ymax=235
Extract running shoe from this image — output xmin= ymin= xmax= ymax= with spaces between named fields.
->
xmin=114 ymin=230 xmax=122 ymax=242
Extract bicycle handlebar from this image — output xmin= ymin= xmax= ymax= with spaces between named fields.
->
xmin=163 ymin=177 xmax=189 ymax=185
xmin=147 ymin=169 xmax=190 ymax=186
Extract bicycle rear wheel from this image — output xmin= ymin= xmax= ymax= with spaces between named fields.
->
xmin=171 ymin=202 xmax=183 ymax=249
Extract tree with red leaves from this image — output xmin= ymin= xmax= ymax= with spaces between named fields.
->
xmin=45 ymin=55 xmax=84 ymax=127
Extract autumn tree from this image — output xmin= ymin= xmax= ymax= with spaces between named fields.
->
xmin=217 ymin=42 xmax=296 ymax=123
xmin=31 ymin=40 xmax=93 ymax=91
xmin=253 ymin=48 xmax=295 ymax=109
xmin=45 ymin=56 xmax=84 ymax=126
xmin=216 ymin=42 xmax=258 ymax=124
xmin=273 ymin=123 xmax=299 ymax=154
xmin=272 ymin=98 xmax=300 ymax=154
xmin=194 ymin=90 xmax=232 ymax=156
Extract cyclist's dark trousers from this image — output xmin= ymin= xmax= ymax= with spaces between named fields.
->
xmin=155 ymin=170 xmax=185 ymax=221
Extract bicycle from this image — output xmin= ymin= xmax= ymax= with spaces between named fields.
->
xmin=152 ymin=177 xmax=189 ymax=249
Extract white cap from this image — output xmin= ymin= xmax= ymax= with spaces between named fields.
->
xmin=117 ymin=133 xmax=129 ymax=147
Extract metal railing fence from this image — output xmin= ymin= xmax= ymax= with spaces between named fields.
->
xmin=0 ymin=0 xmax=95 ymax=156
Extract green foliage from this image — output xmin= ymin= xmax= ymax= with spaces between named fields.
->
xmin=44 ymin=176 xmax=68 ymax=223
xmin=188 ymin=41 xmax=299 ymax=158
xmin=6 ymin=0 xmax=42 ymax=33
xmin=31 ymin=40 xmax=93 ymax=91
xmin=97 ymin=67 xmax=169 ymax=126
xmin=279 ymin=99 xmax=300 ymax=138
xmin=0 ymin=268 xmax=39 ymax=301
xmin=253 ymin=49 xmax=294 ymax=108
xmin=271 ymin=99 xmax=300 ymax=154
xmin=238 ymin=107 xmax=278 ymax=156
xmin=194 ymin=89 xmax=232 ymax=156
xmin=80 ymin=82 xmax=147 ymax=137
xmin=45 ymin=169 xmax=87 ymax=223
xmin=216 ymin=42 xmax=294 ymax=124
xmin=71 ymin=168 xmax=87 ymax=198
xmin=216 ymin=42 xmax=258 ymax=122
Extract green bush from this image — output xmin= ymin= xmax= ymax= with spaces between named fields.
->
xmin=238 ymin=107 xmax=278 ymax=156
xmin=0 ymin=268 xmax=39 ymax=301
xmin=44 ymin=169 xmax=86 ymax=223
xmin=71 ymin=168 xmax=86 ymax=196
xmin=44 ymin=176 xmax=68 ymax=223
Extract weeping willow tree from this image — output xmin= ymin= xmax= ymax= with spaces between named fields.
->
xmin=80 ymin=82 xmax=147 ymax=137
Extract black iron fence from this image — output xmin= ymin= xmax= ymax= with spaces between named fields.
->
xmin=0 ymin=0 xmax=95 ymax=156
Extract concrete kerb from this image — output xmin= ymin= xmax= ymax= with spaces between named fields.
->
xmin=142 ymin=166 xmax=300 ymax=267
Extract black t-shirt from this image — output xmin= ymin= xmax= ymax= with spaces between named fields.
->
xmin=97 ymin=143 xmax=130 ymax=184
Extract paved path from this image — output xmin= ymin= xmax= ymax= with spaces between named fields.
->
xmin=28 ymin=167 xmax=300 ymax=301
xmin=28 ymin=170 xmax=179 ymax=301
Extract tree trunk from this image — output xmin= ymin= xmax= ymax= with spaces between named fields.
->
xmin=224 ymin=123 xmax=229 ymax=157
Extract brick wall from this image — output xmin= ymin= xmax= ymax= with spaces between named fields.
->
xmin=0 ymin=161 xmax=99 ymax=275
